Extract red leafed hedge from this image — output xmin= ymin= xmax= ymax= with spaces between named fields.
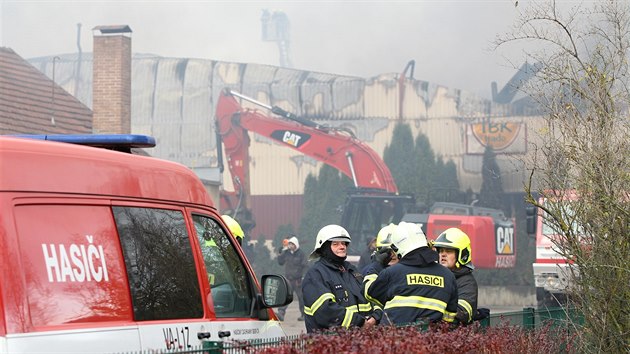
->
xmin=256 ymin=322 xmax=575 ymax=354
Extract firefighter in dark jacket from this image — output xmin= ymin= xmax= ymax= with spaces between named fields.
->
xmin=276 ymin=236 xmax=308 ymax=321
xmin=363 ymin=222 xmax=458 ymax=325
xmin=357 ymin=236 xmax=376 ymax=272
xmin=433 ymin=227 xmax=481 ymax=324
xmin=302 ymin=224 xmax=383 ymax=333
xmin=361 ymin=223 xmax=399 ymax=276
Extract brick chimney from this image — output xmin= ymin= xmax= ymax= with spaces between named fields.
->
xmin=92 ymin=25 xmax=132 ymax=134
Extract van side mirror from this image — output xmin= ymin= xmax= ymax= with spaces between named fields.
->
xmin=525 ymin=205 xmax=537 ymax=237
xmin=260 ymin=275 xmax=293 ymax=307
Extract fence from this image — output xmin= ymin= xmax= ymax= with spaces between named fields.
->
xmin=482 ymin=306 xmax=583 ymax=330
xmin=123 ymin=307 xmax=582 ymax=354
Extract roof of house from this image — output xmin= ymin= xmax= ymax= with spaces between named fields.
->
xmin=0 ymin=47 xmax=92 ymax=134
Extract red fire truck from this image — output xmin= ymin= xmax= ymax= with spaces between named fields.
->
xmin=526 ymin=191 xmax=580 ymax=307
xmin=0 ymin=135 xmax=291 ymax=353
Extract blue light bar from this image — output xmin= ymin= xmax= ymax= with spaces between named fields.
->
xmin=12 ymin=134 xmax=156 ymax=149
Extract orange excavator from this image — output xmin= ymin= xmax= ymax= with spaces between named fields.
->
xmin=215 ymin=89 xmax=516 ymax=268
xmin=215 ymin=89 xmax=414 ymax=253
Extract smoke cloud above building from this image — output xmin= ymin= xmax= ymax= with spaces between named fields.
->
xmin=1 ymin=1 xmax=524 ymax=98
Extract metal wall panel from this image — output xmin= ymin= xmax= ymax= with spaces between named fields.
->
xmin=31 ymin=53 xmax=94 ymax=109
xmin=363 ymin=74 xmax=399 ymax=119
xmin=329 ymin=77 xmax=365 ymax=119
xmin=133 ymin=56 xmax=159 ymax=135
xmin=182 ymin=59 xmax=216 ymax=169
xmin=29 ymin=54 xmax=540 ymax=197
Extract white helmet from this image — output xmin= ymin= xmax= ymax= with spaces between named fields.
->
xmin=376 ymin=223 xmax=397 ymax=250
xmin=391 ymin=221 xmax=428 ymax=259
xmin=309 ymin=224 xmax=351 ymax=260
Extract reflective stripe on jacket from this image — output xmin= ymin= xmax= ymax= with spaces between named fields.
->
xmin=364 ymin=249 xmax=458 ymax=325
xmin=302 ymin=257 xmax=381 ymax=333
xmin=453 ymin=266 xmax=478 ymax=324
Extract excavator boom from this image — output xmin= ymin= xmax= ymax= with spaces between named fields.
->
xmin=216 ymin=89 xmax=398 ymax=193
xmin=215 ymin=88 xmax=412 ymax=246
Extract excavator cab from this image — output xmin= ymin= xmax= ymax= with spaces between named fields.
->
xmin=340 ymin=190 xmax=415 ymax=257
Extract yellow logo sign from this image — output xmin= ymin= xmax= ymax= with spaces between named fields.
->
xmin=496 ymin=226 xmax=514 ymax=255
xmin=282 ymin=131 xmax=302 ymax=147
xmin=406 ymin=274 xmax=444 ymax=287
xmin=471 ymin=120 xmax=521 ymax=150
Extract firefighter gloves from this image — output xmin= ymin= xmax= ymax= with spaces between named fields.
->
xmin=374 ymin=247 xmax=393 ymax=266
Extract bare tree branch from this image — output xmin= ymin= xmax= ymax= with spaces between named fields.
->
xmin=497 ymin=1 xmax=630 ymax=352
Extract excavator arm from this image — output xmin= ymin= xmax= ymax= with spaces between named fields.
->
xmin=216 ymin=89 xmax=398 ymax=193
xmin=215 ymin=88 xmax=413 ymax=246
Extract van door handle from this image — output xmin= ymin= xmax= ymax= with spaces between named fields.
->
xmin=197 ymin=332 xmax=211 ymax=339
xmin=218 ymin=330 xmax=231 ymax=338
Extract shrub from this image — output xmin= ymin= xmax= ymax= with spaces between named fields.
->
xmin=255 ymin=321 xmax=574 ymax=354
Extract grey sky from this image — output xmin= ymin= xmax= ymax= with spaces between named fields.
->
xmin=1 ymin=0 xmax=525 ymax=99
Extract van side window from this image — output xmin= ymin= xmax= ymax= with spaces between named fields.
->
xmin=113 ymin=207 xmax=203 ymax=321
xmin=192 ymin=215 xmax=253 ymax=318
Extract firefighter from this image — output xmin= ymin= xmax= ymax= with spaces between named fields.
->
xmin=301 ymin=224 xmax=383 ymax=333
xmin=363 ymin=222 xmax=458 ymax=325
xmin=433 ymin=227 xmax=485 ymax=325
xmin=361 ymin=223 xmax=399 ymax=275
xmin=357 ymin=236 xmax=377 ymax=271
xmin=222 ymin=214 xmax=244 ymax=246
